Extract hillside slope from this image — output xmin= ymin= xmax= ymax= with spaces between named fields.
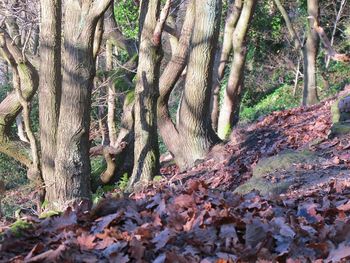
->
xmin=1 ymin=95 xmax=350 ymax=262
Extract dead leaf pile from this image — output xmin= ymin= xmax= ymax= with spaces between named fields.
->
xmin=2 ymin=97 xmax=350 ymax=262
xmin=166 ymin=100 xmax=334 ymax=191
xmin=2 ymin=179 xmax=350 ymax=262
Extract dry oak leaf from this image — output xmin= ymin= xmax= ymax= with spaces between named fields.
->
xmin=24 ymin=243 xmax=45 ymax=260
xmin=174 ymin=194 xmax=196 ymax=208
xmin=25 ymin=244 xmax=66 ymax=263
xmin=77 ymin=233 xmax=96 ymax=250
xmin=337 ymin=200 xmax=350 ymax=212
xmin=326 ymin=242 xmax=350 ymax=262
xmin=43 ymin=207 xmax=77 ymax=232
xmin=92 ymin=211 xmax=123 ymax=234
xmin=129 ymin=237 xmax=145 ymax=260
xmin=152 ymin=228 xmax=175 ymax=250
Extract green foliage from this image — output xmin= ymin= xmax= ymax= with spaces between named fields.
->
xmin=0 ymin=153 xmax=27 ymax=189
xmin=92 ymin=184 xmax=121 ymax=204
xmin=114 ymin=0 xmax=138 ymax=39
xmin=92 ymin=173 xmax=129 ymax=204
xmin=240 ymin=60 xmax=350 ymax=124
xmin=158 ymin=135 xmax=168 ymax=155
xmin=117 ymin=173 xmax=129 ymax=191
xmin=297 ymin=0 xmax=307 ymax=13
xmin=240 ymin=84 xmax=300 ymax=123
xmin=271 ymin=15 xmax=283 ymax=39
xmin=29 ymin=94 xmax=40 ymax=133
xmin=90 ymin=156 xmax=106 ymax=190
xmin=0 ymin=83 xmax=38 ymax=191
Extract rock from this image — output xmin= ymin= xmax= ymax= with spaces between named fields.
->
xmin=252 ymin=150 xmax=314 ymax=178
xmin=234 ymin=150 xmax=317 ymax=196
xmin=330 ymin=122 xmax=350 ymax=136
xmin=330 ymin=94 xmax=350 ymax=136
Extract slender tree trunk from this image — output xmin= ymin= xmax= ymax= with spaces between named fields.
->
xmin=13 ymin=68 xmax=41 ymax=184
xmin=4 ymin=0 xmax=21 ymax=47
xmin=53 ymin=0 xmax=111 ymax=208
xmin=100 ymin=94 xmax=134 ymax=184
xmin=274 ymin=0 xmax=302 ymax=50
xmin=16 ymin=113 xmax=29 ymax=142
xmin=106 ymin=40 xmax=118 ymax=147
xmin=39 ymin=0 xmax=62 ymax=204
xmin=211 ymin=0 xmax=242 ymax=131
xmin=302 ymin=0 xmax=319 ymax=106
xmin=325 ymin=0 xmax=346 ymax=68
xmin=127 ymin=0 xmax=161 ymax=191
xmin=175 ymin=0 xmax=222 ymax=169
xmin=157 ymin=0 xmax=194 ymax=164
xmin=217 ymin=0 xmax=256 ymax=140
xmin=0 ymin=30 xmax=40 ymax=178
xmin=91 ymin=17 xmax=138 ymax=185
xmin=104 ymin=0 xmax=136 ymax=57
xmin=98 ymin=40 xmax=117 ymax=183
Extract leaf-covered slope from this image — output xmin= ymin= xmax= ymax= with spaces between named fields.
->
xmin=1 ymin=95 xmax=350 ymax=262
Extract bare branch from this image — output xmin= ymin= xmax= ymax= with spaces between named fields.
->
xmin=274 ymin=0 xmax=302 ymax=50
xmin=153 ymin=0 xmax=172 ymax=46
xmin=308 ymin=16 xmax=350 ymax=63
xmin=91 ymin=0 xmax=113 ymax=19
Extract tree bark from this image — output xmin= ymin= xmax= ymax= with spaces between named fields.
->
xmin=100 ymin=94 xmax=134 ymax=184
xmin=302 ymin=0 xmax=319 ymax=106
xmin=39 ymin=0 xmax=62 ymax=204
xmin=274 ymin=0 xmax=302 ymax=50
xmin=127 ymin=0 xmax=161 ymax=191
xmin=106 ymin=40 xmax=118 ymax=147
xmin=157 ymin=0 xmax=194 ymax=165
xmin=16 ymin=113 xmax=29 ymax=142
xmin=217 ymin=0 xmax=256 ymax=140
xmin=0 ymin=30 xmax=39 ymax=178
xmin=53 ymin=0 xmax=111 ymax=208
xmin=104 ymin=0 xmax=136 ymax=57
xmin=175 ymin=0 xmax=222 ymax=169
xmin=211 ymin=0 xmax=242 ymax=131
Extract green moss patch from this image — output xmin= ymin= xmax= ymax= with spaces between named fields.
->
xmin=253 ymin=150 xmax=314 ymax=178
xmin=9 ymin=220 xmax=32 ymax=237
xmin=235 ymin=150 xmax=317 ymax=196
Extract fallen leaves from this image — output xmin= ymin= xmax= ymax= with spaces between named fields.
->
xmin=326 ymin=242 xmax=350 ymax=262
xmin=2 ymin=98 xmax=350 ymax=262
xmin=2 ymin=181 xmax=350 ymax=262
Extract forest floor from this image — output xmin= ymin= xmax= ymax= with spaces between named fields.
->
xmin=1 ymin=92 xmax=350 ymax=262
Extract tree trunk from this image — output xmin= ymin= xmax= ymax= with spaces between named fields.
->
xmin=217 ymin=0 xmax=256 ymax=140
xmin=0 ymin=30 xmax=39 ymax=172
xmin=53 ymin=0 xmax=111 ymax=208
xmin=157 ymin=0 xmax=194 ymax=166
xmin=16 ymin=113 xmax=29 ymax=142
xmin=104 ymin=0 xmax=136 ymax=57
xmin=302 ymin=0 xmax=319 ymax=106
xmin=39 ymin=0 xmax=62 ymax=203
xmin=106 ymin=40 xmax=118 ymax=147
xmin=211 ymin=0 xmax=242 ymax=131
xmin=100 ymin=93 xmax=134 ymax=184
xmin=127 ymin=0 xmax=160 ymax=191
xmin=175 ymin=0 xmax=222 ymax=169
xmin=274 ymin=0 xmax=302 ymax=50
